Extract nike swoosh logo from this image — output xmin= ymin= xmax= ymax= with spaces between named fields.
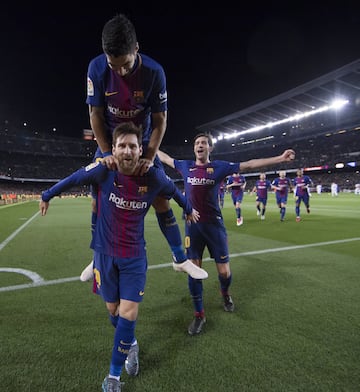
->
xmin=113 ymin=182 xmax=124 ymax=188
xmin=105 ymin=91 xmax=118 ymax=96
xmin=189 ymin=168 xmax=197 ymax=171
xmin=139 ymin=291 xmax=145 ymax=296
xmin=220 ymin=255 xmax=228 ymax=259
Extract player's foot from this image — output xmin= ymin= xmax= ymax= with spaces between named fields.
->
xmin=102 ymin=376 xmax=123 ymax=392
xmin=173 ymin=260 xmax=208 ymax=279
xmin=307 ymin=207 xmax=310 ymax=214
xmin=296 ymin=216 xmax=301 ymax=222
xmin=188 ymin=316 xmax=206 ymax=335
xmin=223 ymin=294 xmax=235 ymax=312
xmin=80 ymin=260 xmax=94 ymax=282
xmin=261 ymin=215 xmax=265 ymax=220
xmin=280 ymin=218 xmax=284 ymax=222
xmin=257 ymin=210 xmax=260 ymax=216
xmin=236 ymin=217 xmax=243 ymax=226
xmin=125 ymin=343 xmax=139 ymax=376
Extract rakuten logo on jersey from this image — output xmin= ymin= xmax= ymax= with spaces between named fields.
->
xmin=187 ymin=177 xmax=215 ymax=185
xmin=109 ymin=193 xmax=147 ymax=210
xmin=108 ymin=105 xmax=141 ymax=118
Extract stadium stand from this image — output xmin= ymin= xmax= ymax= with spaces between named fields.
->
xmin=0 ymin=127 xmax=97 ymax=204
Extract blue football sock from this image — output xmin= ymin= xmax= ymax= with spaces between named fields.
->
xmin=219 ymin=273 xmax=232 ymax=294
xmin=109 ymin=317 xmax=136 ymax=377
xmin=188 ymin=276 xmax=204 ymax=313
xmin=109 ymin=314 xmax=119 ymax=328
xmin=156 ymin=209 xmax=186 ymax=263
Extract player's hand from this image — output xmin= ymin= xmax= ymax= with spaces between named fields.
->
xmin=134 ymin=158 xmax=153 ymax=176
xmin=101 ymin=155 xmax=117 ymax=171
xmin=282 ymin=149 xmax=296 ymax=161
xmin=39 ymin=200 xmax=49 ymax=216
xmin=185 ymin=208 xmax=200 ymax=223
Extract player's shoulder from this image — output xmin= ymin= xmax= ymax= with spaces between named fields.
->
xmin=88 ymin=54 xmax=107 ymax=71
xmin=212 ymin=160 xmax=234 ymax=168
xmin=84 ymin=161 xmax=102 ymax=172
xmin=174 ymin=159 xmax=193 ymax=168
xmin=84 ymin=161 xmax=109 ymax=176
xmin=140 ymin=53 xmax=165 ymax=72
xmin=147 ymin=166 xmax=165 ymax=179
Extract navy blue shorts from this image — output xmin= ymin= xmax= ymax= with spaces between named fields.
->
xmin=185 ymin=220 xmax=229 ymax=263
xmin=93 ymin=251 xmax=147 ymax=303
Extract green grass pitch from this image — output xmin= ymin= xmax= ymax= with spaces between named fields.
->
xmin=0 ymin=193 xmax=359 ymax=391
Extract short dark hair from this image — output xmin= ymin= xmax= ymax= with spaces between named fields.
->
xmin=102 ymin=14 xmax=137 ymax=57
xmin=193 ymin=132 xmax=213 ymax=147
xmin=112 ymin=122 xmax=143 ymax=146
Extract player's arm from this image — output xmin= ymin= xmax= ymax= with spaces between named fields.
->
xmin=89 ymin=105 xmax=112 ymax=155
xmin=239 ymin=149 xmax=295 ymax=172
xmin=226 ymin=180 xmax=233 ymax=190
xmin=167 ymin=183 xmax=199 ymax=223
xmin=39 ymin=163 xmax=106 ymax=216
xmin=145 ymin=111 xmax=167 ymax=163
xmin=136 ymin=111 xmax=167 ymax=176
xmin=271 ymin=180 xmax=278 ymax=191
xmin=157 ymin=170 xmax=199 ymax=222
xmin=157 ymin=149 xmax=175 ymax=169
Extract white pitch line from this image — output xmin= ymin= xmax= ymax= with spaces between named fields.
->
xmin=1 ymin=237 xmax=359 ymax=293
xmin=0 ymin=211 xmax=40 ymax=251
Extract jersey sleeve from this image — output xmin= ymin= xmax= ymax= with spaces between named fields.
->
xmin=42 ymin=162 xmax=108 ymax=202
xmin=147 ymin=61 xmax=168 ymax=113
xmin=86 ymin=55 xmax=106 ymax=107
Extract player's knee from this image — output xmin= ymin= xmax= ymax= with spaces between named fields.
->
xmin=152 ymin=196 xmax=170 ymax=213
xmin=106 ymin=302 xmax=119 ymax=317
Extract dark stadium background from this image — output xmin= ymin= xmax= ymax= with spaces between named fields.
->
xmin=1 ymin=5 xmax=359 ymax=199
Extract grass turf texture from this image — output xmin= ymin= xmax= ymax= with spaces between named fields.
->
xmin=0 ymin=193 xmax=359 ymax=391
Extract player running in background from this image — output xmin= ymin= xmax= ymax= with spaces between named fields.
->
xmin=271 ymin=170 xmax=292 ymax=221
xmin=226 ymin=172 xmax=246 ymax=226
xmin=81 ymin=13 xmax=205 ymax=282
xmin=39 ymin=123 xmax=202 ymax=392
xmin=158 ymin=133 xmax=296 ymax=335
xmin=292 ymin=168 xmax=313 ymax=222
xmin=251 ymin=172 xmax=272 ymax=220
xmin=331 ymin=182 xmax=338 ymax=197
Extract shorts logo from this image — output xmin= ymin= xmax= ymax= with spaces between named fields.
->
xmin=105 ymin=91 xmax=118 ymax=97
xmin=139 ymin=291 xmax=145 ymax=296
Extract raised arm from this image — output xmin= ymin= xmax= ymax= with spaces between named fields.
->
xmin=240 ymin=149 xmax=295 ymax=172
xmin=157 ymin=150 xmax=175 ymax=169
